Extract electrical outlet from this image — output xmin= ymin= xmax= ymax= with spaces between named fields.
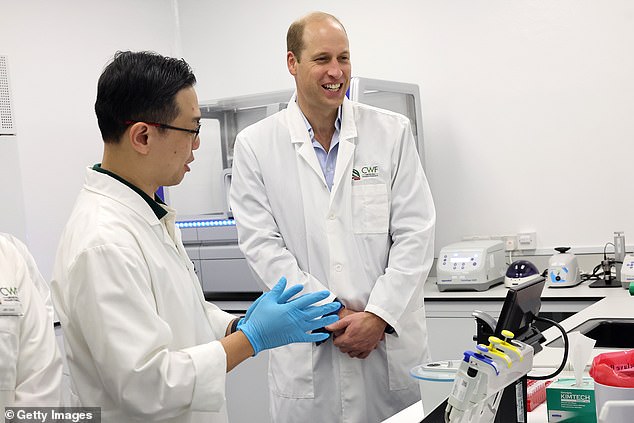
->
xmin=502 ymin=235 xmax=517 ymax=251
xmin=517 ymin=232 xmax=537 ymax=250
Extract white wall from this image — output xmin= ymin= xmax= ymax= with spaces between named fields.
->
xmin=3 ymin=0 xmax=634 ymax=278
xmin=0 ymin=136 xmax=26 ymax=240
xmin=178 ymin=0 xmax=634 ymax=255
xmin=0 ymin=0 xmax=179 ymax=277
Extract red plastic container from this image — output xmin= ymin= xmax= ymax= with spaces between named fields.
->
xmin=526 ymin=379 xmax=552 ymax=412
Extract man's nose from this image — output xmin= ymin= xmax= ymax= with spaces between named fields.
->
xmin=327 ymin=59 xmax=343 ymax=79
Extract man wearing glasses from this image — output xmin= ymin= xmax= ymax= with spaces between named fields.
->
xmin=50 ymin=51 xmax=340 ymax=423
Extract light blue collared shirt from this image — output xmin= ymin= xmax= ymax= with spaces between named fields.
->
xmin=299 ymin=106 xmax=342 ymax=191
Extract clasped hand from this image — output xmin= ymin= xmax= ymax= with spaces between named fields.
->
xmin=239 ymin=277 xmax=341 ymax=355
xmin=325 ymin=309 xmax=387 ymax=359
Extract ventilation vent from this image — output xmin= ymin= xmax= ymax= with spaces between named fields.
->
xmin=0 ymin=56 xmax=16 ymax=135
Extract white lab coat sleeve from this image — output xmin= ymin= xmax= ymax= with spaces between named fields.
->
xmin=67 ymin=244 xmax=227 ymax=418
xmin=202 ymin=301 xmax=236 ymax=338
xmin=231 ymin=133 xmax=334 ymax=299
xmin=365 ymin=120 xmax=436 ymax=335
xmin=13 ymin=250 xmax=63 ymax=405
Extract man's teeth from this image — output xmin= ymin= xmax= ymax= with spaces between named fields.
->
xmin=324 ymin=84 xmax=341 ymax=91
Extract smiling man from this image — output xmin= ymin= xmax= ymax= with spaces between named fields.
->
xmin=230 ymin=11 xmax=437 ymax=423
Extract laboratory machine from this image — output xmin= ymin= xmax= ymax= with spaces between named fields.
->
xmin=168 ymin=77 xmax=426 ymax=300
xmin=436 ymin=240 xmax=506 ymax=292
xmin=503 ymin=260 xmax=540 ymax=288
xmin=620 ymin=254 xmax=634 ymax=289
xmin=588 ymin=231 xmax=628 ymax=288
xmin=546 ymin=247 xmax=582 ymax=288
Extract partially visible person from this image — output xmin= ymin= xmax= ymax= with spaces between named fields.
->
xmin=230 ymin=11 xmax=436 ymax=423
xmin=0 ymin=233 xmax=62 ymax=410
xmin=51 ymin=50 xmax=339 ymax=423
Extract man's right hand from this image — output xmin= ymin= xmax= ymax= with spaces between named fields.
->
xmin=327 ymin=309 xmax=386 ymax=359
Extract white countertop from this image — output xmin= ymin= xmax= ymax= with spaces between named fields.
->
xmin=213 ymin=276 xmax=628 ymax=312
xmin=534 ymin=295 xmax=634 ymax=369
xmin=385 ymin=279 xmax=634 ymax=422
xmin=424 ymin=276 xmax=628 ymax=301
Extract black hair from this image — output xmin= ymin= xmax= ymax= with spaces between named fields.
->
xmin=94 ymin=51 xmax=197 ymax=143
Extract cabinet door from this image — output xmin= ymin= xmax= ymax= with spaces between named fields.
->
xmin=225 ymin=350 xmax=270 ymax=422
xmin=426 ymin=317 xmax=478 ymax=361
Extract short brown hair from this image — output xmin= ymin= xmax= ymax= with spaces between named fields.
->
xmin=286 ymin=12 xmax=346 ymax=62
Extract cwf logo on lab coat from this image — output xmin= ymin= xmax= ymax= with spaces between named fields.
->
xmin=0 ymin=285 xmax=19 ymax=301
xmin=352 ymin=165 xmax=379 ymax=180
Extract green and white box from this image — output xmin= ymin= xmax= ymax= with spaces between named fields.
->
xmin=546 ymin=377 xmax=596 ymax=423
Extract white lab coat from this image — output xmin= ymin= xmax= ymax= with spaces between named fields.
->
xmin=51 ymin=168 xmax=235 ymax=423
xmin=231 ymin=96 xmax=436 ymax=422
xmin=0 ymin=234 xmax=62 ymax=410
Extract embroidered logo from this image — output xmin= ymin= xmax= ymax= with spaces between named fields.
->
xmin=0 ymin=286 xmax=18 ymax=297
xmin=0 ymin=285 xmax=22 ymax=315
xmin=361 ymin=166 xmax=379 ymax=178
xmin=353 ymin=166 xmax=380 ymax=180
xmin=0 ymin=286 xmax=19 ymax=304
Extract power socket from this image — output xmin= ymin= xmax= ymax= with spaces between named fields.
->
xmin=517 ymin=232 xmax=537 ymax=250
xmin=502 ymin=235 xmax=517 ymax=251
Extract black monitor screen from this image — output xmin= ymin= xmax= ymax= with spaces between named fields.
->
xmin=495 ymin=277 xmax=545 ymax=338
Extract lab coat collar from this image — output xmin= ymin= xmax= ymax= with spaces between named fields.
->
xmin=92 ymin=164 xmax=168 ymax=220
xmin=286 ymin=96 xmax=358 ymax=198
xmin=83 ymin=166 xmax=165 ymax=228
xmin=329 ymin=99 xmax=356 ymax=203
xmin=287 ymin=94 xmax=357 ymax=145
xmin=339 ymin=96 xmax=358 ymax=142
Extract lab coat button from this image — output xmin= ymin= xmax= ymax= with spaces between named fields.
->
xmin=335 ymin=264 xmax=343 ymax=272
xmin=329 ymin=214 xmax=336 ymax=220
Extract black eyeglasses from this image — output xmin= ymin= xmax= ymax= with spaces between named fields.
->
xmin=124 ymin=120 xmax=201 ymax=139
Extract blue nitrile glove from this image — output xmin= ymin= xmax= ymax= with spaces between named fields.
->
xmin=239 ymin=277 xmax=341 ymax=355
xmin=313 ymin=299 xmax=343 ymax=346
xmin=234 ymin=292 xmax=265 ymax=331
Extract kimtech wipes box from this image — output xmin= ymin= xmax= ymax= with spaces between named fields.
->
xmin=546 ymin=377 xmax=596 ymax=422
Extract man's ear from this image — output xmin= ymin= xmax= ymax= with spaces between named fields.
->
xmin=287 ymin=51 xmax=298 ymax=76
xmin=127 ymin=122 xmax=151 ymax=155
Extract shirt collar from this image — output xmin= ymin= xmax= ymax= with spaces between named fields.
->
xmin=92 ymin=163 xmax=168 ymax=220
xmin=298 ymin=105 xmax=343 ymax=141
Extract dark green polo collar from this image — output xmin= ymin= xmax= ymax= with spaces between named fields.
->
xmin=92 ymin=164 xmax=168 ymax=220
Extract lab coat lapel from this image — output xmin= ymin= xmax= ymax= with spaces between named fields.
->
xmin=287 ymin=100 xmax=328 ymax=189
xmin=87 ymin=169 xmax=178 ymax=252
xmin=330 ymin=98 xmax=357 ymax=205
xmin=160 ymin=204 xmax=208 ymax=303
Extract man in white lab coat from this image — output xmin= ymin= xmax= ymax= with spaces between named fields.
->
xmin=0 ymin=233 xmax=62 ymax=410
xmin=51 ymin=51 xmax=340 ymax=423
xmin=230 ymin=11 xmax=436 ymax=423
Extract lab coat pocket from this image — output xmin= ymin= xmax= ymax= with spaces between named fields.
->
xmin=351 ymin=184 xmax=389 ymax=234
xmin=385 ymin=307 xmax=428 ymax=391
xmin=0 ymin=315 xmax=19 ymax=390
xmin=268 ymin=343 xmax=314 ymax=398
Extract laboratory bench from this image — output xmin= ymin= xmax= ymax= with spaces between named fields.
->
xmin=214 ymin=277 xmax=629 ymax=423
xmin=423 ymin=276 xmax=626 ymax=362
xmin=384 ymin=278 xmax=634 ymax=422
